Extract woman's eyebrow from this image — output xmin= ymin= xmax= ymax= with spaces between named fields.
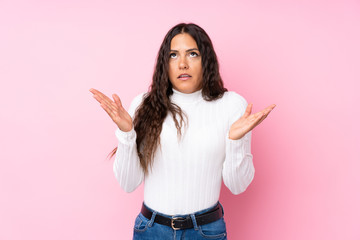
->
xmin=170 ymin=48 xmax=199 ymax=52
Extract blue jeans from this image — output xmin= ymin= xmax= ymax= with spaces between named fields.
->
xmin=133 ymin=201 xmax=227 ymax=240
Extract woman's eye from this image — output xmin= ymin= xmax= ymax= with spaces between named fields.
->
xmin=170 ymin=53 xmax=177 ymax=58
xmin=190 ymin=52 xmax=199 ymax=57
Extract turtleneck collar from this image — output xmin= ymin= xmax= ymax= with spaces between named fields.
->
xmin=170 ymin=88 xmax=203 ymax=104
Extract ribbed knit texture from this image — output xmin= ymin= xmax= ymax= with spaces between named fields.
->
xmin=113 ymin=88 xmax=255 ymax=215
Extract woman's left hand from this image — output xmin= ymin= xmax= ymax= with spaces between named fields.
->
xmin=229 ymin=103 xmax=276 ymax=140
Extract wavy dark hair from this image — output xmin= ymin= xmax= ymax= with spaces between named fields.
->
xmin=108 ymin=23 xmax=227 ymax=176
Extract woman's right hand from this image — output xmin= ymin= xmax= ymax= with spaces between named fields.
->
xmin=89 ymin=88 xmax=133 ymax=132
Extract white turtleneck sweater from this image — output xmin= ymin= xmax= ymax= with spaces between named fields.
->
xmin=113 ymin=88 xmax=255 ymax=215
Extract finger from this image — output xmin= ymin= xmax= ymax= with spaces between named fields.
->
xmin=91 ymin=89 xmax=116 ymax=106
xmin=254 ymin=110 xmax=271 ymax=127
xmin=263 ymin=105 xmax=275 ymax=116
xmin=243 ymin=103 xmax=252 ymax=118
xmin=91 ymin=90 xmax=122 ymax=114
xmin=259 ymin=109 xmax=270 ymax=117
xmin=246 ymin=113 xmax=264 ymax=131
xmin=92 ymin=94 xmax=108 ymax=106
xmin=260 ymin=105 xmax=274 ymax=117
xmin=100 ymin=102 xmax=117 ymax=120
xmin=103 ymin=100 xmax=119 ymax=113
xmin=89 ymin=88 xmax=103 ymax=95
xmin=264 ymin=104 xmax=276 ymax=112
xmin=92 ymin=94 xmax=118 ymax=112
xmin=101 ymin=92 xmax=116 ymax=104
xmin=94 ymin=95 xmax=118 ymax=113
xmin=91 ymin=90 xmax=119 ymax=112
xmin=113 ymin=94 xmax=124 ymax=109
xmin=245 ymin=107 xmax=272 ymax=130
xmin=255 ymin=115 xmax=267 ymax=127
xmin=90 ymin=89 xmax=103 ymax=104
xmin=247 ymin=111 xmax=263 ymax=122
xmin=253 ymin=111 xmax=263 ymax=119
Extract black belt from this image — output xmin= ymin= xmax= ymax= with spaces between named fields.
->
xmin=140 ymin=202 xmax=223 ymax=230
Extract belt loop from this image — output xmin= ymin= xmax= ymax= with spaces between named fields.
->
xmin=148 ymin=211 xmax=157 ymax=227
xmin=219 ymin=201 xmax=224 ymax=216
xmin=190 ymin=214 xmax=199 ymax=230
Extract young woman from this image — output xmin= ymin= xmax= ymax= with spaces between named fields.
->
xmin=90 ymin=23 xmax=275 ymax=240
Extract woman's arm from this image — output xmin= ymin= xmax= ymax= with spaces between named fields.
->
xmin=113 ymin=93 xmax=146 ymax=193
xmin=222 ymin=93 xmax=255 ymax=195
xmin=223 ymin=130 xmax=255 ymax=195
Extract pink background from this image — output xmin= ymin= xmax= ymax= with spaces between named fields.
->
xmin=1 ymin=0 xmax=359 ymax=239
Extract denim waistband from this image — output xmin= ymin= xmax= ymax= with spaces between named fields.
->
xmin=142 ymin=201 xmax=224 ymax=218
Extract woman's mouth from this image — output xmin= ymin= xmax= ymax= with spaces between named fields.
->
xmin=178 ymin=74 xmax=192 ymax=81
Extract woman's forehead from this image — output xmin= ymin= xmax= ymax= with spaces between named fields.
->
xmin=170 ymin=33 xmax=198 ymax=50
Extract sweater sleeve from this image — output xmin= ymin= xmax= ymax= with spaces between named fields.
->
xmin=222 ymin=92 xmax=255 ymax=195
xmin=113 ymin=92 xmax=146 ymax=193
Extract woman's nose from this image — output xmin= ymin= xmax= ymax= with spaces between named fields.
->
xmin=179 ymin=57 xmax=189 ymax=69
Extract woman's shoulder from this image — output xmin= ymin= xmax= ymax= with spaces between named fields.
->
xmin=128 ymin=92 xmax=148 ymax=117
xmin=221 ymin=90 xmax=248 ymax=107
xmin=221 ymin=91 xmax=249 ymax=123
xmin=132 ymin=91 xmax=148 ymax=103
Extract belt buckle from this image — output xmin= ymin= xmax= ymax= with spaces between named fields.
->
xmin=171 ymin=217 xmax=183 ymax=230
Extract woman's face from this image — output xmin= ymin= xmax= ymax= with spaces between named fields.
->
xmin=168 ymin=33 xmax=203 ymax=94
